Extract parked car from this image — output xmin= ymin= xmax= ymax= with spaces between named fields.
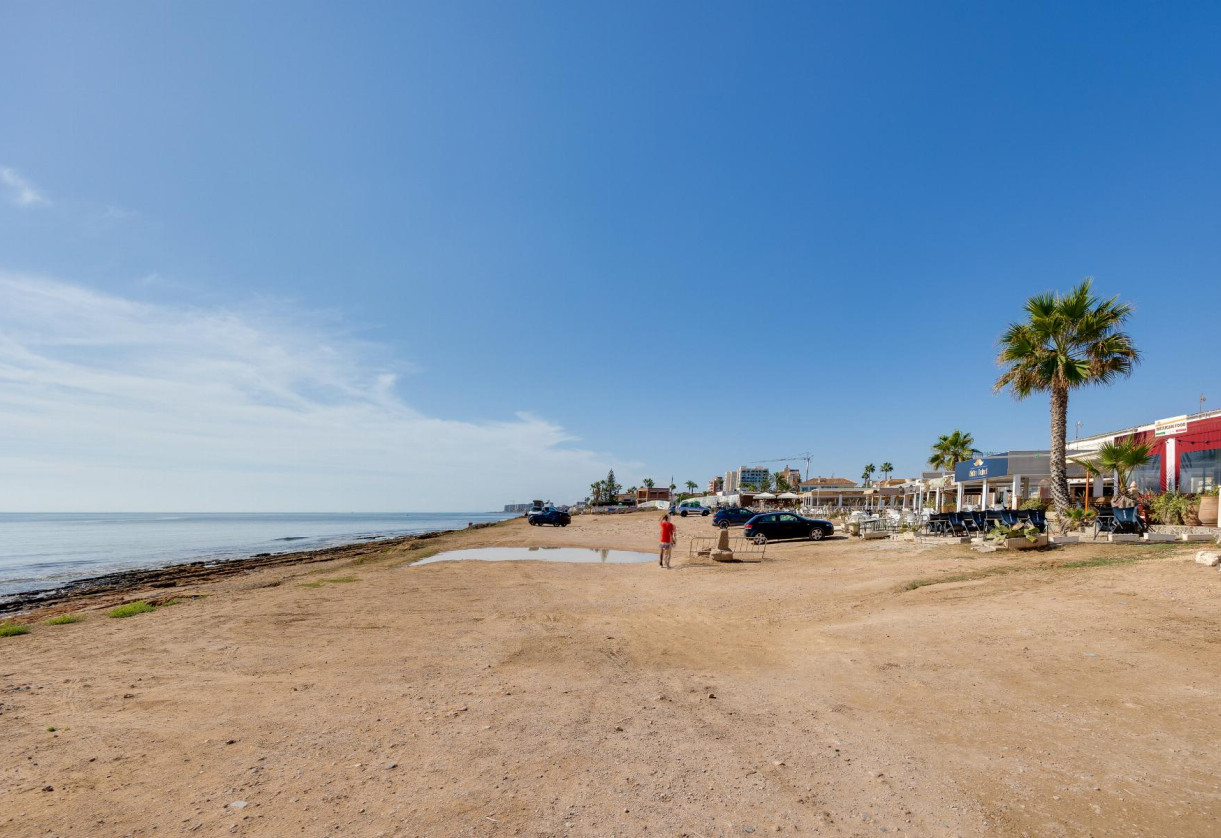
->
xmin=673 ymin=500 xmax=711 ymax=517
xmin=528 ymin=506 xmax=571 ymax=527
xmin=742 ymin=512 xmax=833 ymax=544
xmin=711 ymin=506 xmax=757 ymax=529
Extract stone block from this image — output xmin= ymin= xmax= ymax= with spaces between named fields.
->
xmin=1179 ymin=533 xmax=1214 ymax=542
xmin=1107 ymin=534 xmax=1142 ymax=544
xmin=1143 ymin=533 xmax=1179 ymax=543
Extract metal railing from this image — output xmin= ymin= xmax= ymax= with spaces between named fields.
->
xmin=685 ymin=535 xmax=767 ymax=561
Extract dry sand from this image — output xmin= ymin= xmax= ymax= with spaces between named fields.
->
xmin=2 ymin=512 xmax=1220 ymax=837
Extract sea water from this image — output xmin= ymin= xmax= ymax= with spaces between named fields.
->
xmin=0 ymin=512 xmax=515 ymax=597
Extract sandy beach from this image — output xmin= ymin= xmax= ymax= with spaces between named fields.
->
xmin=3 ymin=512 xmax=1220 ymax=837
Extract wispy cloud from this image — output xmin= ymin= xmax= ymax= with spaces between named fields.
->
xmin=0 ymin=167 xmax=51 ymax=207
xmin=0 ymin=273 xmax=632 ymax=511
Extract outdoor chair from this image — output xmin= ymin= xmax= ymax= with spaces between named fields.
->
xmin=1000 ymin=511 xmax=1021 ymax=528
xmin=1112 ymin=506 xmax=1147 ymax=535
xmin=946 ymin=512 xmax=967 ymax=536
xmin=961 ymin=512 xmax=981 ymax=534
xmin=1026 ymin=510 xmax=1047 ymax=533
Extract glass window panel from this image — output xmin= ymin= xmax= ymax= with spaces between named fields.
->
xmin=1131 ymin=454 xmax=1161 ymax=493
xmin=1180 ymin=449 xmax=1220 ymax=493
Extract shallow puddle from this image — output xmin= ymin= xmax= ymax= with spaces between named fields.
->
xmin=413 ymin=547 xmax=654 ymax=565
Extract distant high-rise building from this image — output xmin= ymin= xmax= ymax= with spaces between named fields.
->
xmin=736 ymin=466 xmax=770 ymax=491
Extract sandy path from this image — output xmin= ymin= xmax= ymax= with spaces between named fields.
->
xmin=2 ymin=512 xmax=1219 ymax=836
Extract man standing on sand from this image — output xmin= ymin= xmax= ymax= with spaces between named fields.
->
xmin=659 ymin=513 xmax=676 ymax=568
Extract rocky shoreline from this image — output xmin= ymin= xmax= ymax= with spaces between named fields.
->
xmin=0 ymin=521 xmax=502 ymax=617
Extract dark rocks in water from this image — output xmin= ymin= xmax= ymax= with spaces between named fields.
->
xmin=251 ymin=553 xmax=272 ymax=558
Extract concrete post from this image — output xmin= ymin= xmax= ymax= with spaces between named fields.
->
xmin=981 ymin=478 xmax=989 ymax=510
xmin=956 ymin=482 xmax=964 ymax=512
xmin=1166 ymin=438 xmax=1177 ymax=492
xmin=1011 ymin=474 xmax=1021 ymax=510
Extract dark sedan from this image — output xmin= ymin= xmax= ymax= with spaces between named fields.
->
xmin=527 ymin=507 xmax=571 ymax=527
xmin=742 ymin=512 xmax=833 ymax=544
xmin=711 ymin=506 xmax=758 ymax=529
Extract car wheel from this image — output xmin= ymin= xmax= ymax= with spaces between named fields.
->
xmin=752 ymin=534 xmax=767 ymax=546
xmin=719 ymin=521 xmax=730 ymax=530
xmin=680 ymin=511 xmax=688 ymax=517
xmin=560 ymin=521 xmax=569 ymax=527
xmin=809 ymin=527 xmax=825 ymax=541
xmin=701 ymin=510 xmax=710 ymax=516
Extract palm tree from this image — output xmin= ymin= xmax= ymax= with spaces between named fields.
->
xmin=642 ymin=478 xmax=655 ymax=489
xmin=929 ymin=430 xmax=978 ymax=474
xmin=590 ymin=481 xmax=604 ymax=505
xmin=881 ymin=462 xmax=894 ymax=482
xmin=995 ymin=279 xmax=1139 ymax=512
xmin=685 ymin=480 xmax=698 ymax=495
xmin=861 ymin=463 xmax=876 ymax=487
xmin=774 ymin=472 xmax=791 ymax=492
xmin=1077 ymin=438 xmax=1153 ymax=502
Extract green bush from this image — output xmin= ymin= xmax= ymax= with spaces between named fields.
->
xmin=0 ymin=623 xmax=31 ymax=637
xmin=1148 ymin=492 xmax=1198 ymax=525
xmin=1019 ymin=498 xmax=1048 ymax=511
xmin=44 ymin=614 xmax=82 ymax=626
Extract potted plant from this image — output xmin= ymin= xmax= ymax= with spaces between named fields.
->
xmin=1200 ymin=488 xmax=1219 ymax=527
xmin=988 ymin=523 xmax=1047 ymax=550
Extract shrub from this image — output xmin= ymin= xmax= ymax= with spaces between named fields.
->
xmin=0 ymin=623 xmax=31 ymax=637
xmin=1019 ymin=498 xmax=1048 ymax=511
xmin=107 ymin=601 xmax=155 ymax=619
xmin=1148 ymin=492 xmax=1197 ymax=525
xmin=44 ymin=615 xmax=82 ymax=626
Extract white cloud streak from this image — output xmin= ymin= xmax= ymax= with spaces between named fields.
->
xmin=0 ymin=273 xmax=632 ymax=511
xmin=0 ymin=167 xmax=51 ymax=207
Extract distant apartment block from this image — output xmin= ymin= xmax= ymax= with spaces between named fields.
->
xmin=736 ymin=466 xmax=770 ymax=491
xmin=707 ymin=475 xmax=724 ymax=494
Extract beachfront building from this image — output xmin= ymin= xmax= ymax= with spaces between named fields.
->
xmin=949 ymin=451 xmax=1092 ymax=510
xmin=707 ymin=476 xmax=724 ymax=494
xmin=636 ymin=486 xmax=673 ymax=504
xmin=796 ymin=476 xmax=868 ymax=510
xmin=1067 ymin=408 xmax=1221 ymax=495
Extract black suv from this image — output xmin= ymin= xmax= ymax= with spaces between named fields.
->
xmin=527 ymin=507 xmax=571 ymax=527
xmin=711 ymin=506 xmax=758 ymax=529
xmin=742 ymin=512 xmax=833 ymax=544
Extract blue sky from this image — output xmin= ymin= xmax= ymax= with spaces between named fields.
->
xmin=2 ymin=1 xmax=1220 ymax=510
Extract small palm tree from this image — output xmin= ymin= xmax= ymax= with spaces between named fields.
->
xmin=881 ymin=462 xmax=894 ymax=482
xmin=995 ymin=279 xmax=1139 ymax=512
xmin=1077 ymin=438 xmax=1153 ymax=502
xmin=642 ymin=478 xmax=655 ymax=489
xmin=775 ymin=473 xmax=791 ymax=492
xmin=862 ymin=464 xmax=876 ymax=486
xmin=929 ymin=430 xmax=978 ymax=474
xmin=685 ymin=480 xmax=698 ymax=494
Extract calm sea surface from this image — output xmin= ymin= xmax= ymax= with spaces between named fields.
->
xmin=0 ymin=512 xmax=515 ymax=597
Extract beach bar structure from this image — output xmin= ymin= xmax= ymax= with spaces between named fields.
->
xmin=949 ymin=451 xmax=1088 ymax=510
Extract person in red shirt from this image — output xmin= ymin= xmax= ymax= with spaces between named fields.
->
xmin=658 ymin=513 xmax=676 ymax=568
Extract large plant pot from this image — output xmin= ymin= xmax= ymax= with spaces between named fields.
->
xmin=1199 ymin=495 xmax=1219 ymax=527
xmin=1004 ymin=535 xmax=1048 ymax=550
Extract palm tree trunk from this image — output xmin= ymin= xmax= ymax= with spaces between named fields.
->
xmin=1049 ymin=383 xmax=1071 ymax=513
